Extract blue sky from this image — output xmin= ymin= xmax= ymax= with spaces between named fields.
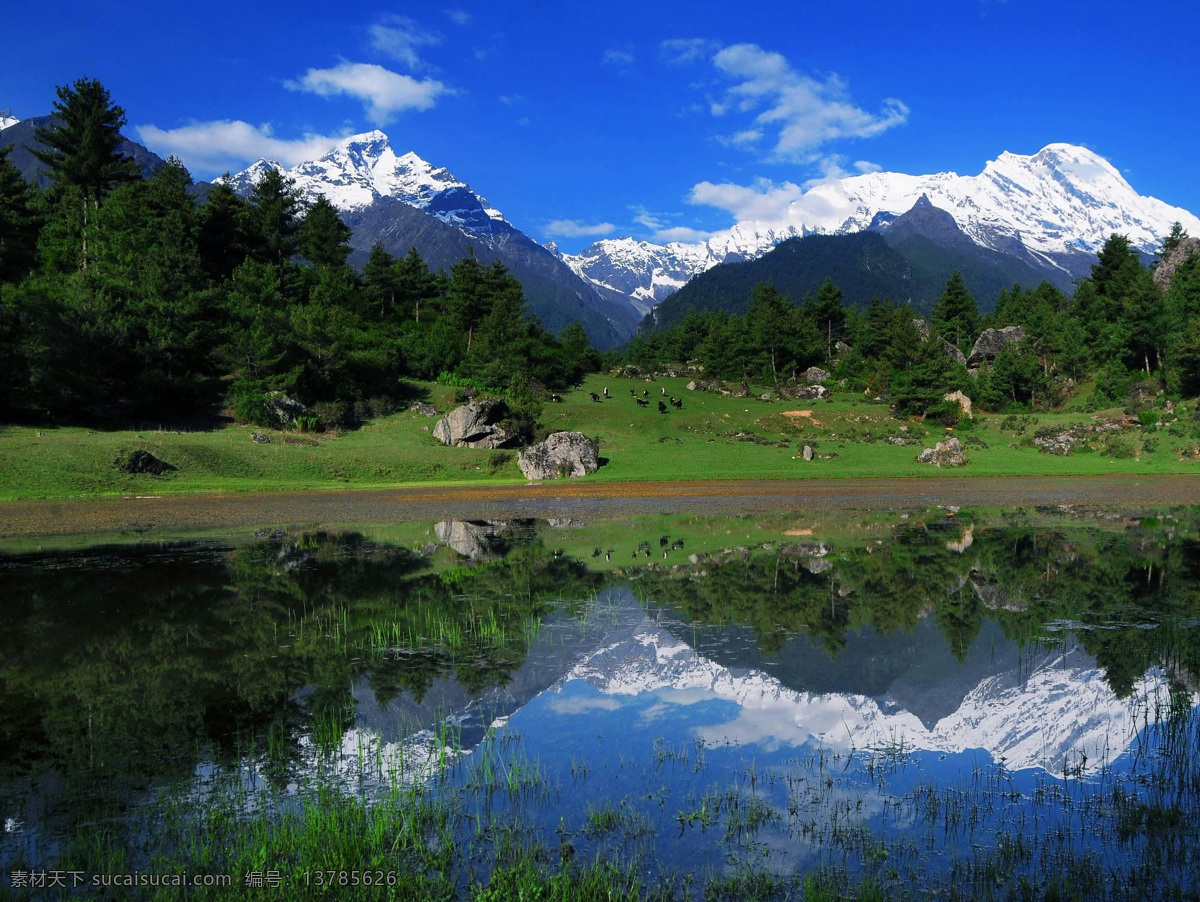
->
xmin=4 ymin=0 xmax=1198 ymax=252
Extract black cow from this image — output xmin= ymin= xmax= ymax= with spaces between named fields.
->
xmin=590 ymin=392 xmax=600 ymax=402
xmin=636 ymin=398 xmax=649 ymax=407
xmin=658 ymin=400 xmax=668 ymax=413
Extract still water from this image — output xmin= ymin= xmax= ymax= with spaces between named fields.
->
xmin=2 ymin=510 xmax=1198 ymax=899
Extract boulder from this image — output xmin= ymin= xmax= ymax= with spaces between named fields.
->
xmin=251 ymin=431 xmax=270 ymax=443
xmin=802 ymin=366 xmax=830 ymax=384
xmin=433 ymin=399 xmax=513 ymax=449
xmin=783 ymin=384 xmax=829 ymax=401
xmin=968 ymin=326 xmax=1025 ymax=367
xmin=944 ymin=390 xmax=973 ymax=419
xmin=114 ymin=449 xmax=176 ymax=475
xmin=834 ymin=341 xmax=853 ymax=356
xmin=687 ymin=380 xmax=705 ymax=391
xmin=409 ymin=401 xmax=439 ymax=416
xmin=734 ymin=380 xmax=750 ymax=398
xmin=802 ymin=444 xmax=814 ymax=461
xmin=942 ymin=340 xmax=968 ymax=366
xmin=1033 ymin=430 xmax=1079 ymax=456
xmin=915 ymin=436 xmax=967 ymax=467
xmin=913 ymin=318 xmax=931 ymax=339
xmin=517 ymin=432 xmax=600 ymax=480
xmin=262 ymin=392 xmax=313 ymax=429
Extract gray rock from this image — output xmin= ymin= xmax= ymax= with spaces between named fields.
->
xmin=432 ymin=399 xmax=513 ymax=449
xmin=114 ymin=449 xmax=176 ymax=475
xmin=734 ymin=380 xmax=750 ymax=398
xmin=915 ymin=436 xmax=967 ymax=467
xmin=802 ymin=444 xmax=814 ymax=461
xmin=802 ymin=366 xmax=831 ymax=384
xmin=1153 ymin=236 xmax=1200 ymax=294
xmin=834 ymin=341 xmax=853 ymax=356
xmin=968 ymin=326 xmax=1025 ymax=367
xmin=251 ymin=431 xmax=270 ymax=443
xmin=783 ymin=384 xmax=829 ymax=400
xmin=913 ymin=318 xmax=931 ymax=338
xmin=687 ymin=380 xmax=705 ymax=391
xmin=409 ymin=401 xmax=438 ymax=416
xmin=262 ymin=393 xmax=313 ymax=429
xmin=517 ymin=432 xmax=600 ymax=480
xmin=1033 ymin=430 xmax=1078 ymax=456
xmin=942 ymin=340 xmax=968 ymax=366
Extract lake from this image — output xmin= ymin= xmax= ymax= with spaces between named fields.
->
xmin=2 ymin=505 xmax=1198 ymax=899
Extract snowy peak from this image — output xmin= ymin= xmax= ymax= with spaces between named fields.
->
xmin=565 ymin=143 xmax=1200 ymax=310
xmin=223 ymin=130 xmax=509 ymax=236
xmin=0 ymin=110 xmax=19 ymax=131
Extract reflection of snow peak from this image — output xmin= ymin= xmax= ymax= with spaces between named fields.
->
xmin=565 ymin=627 xmax=1183 ymax=776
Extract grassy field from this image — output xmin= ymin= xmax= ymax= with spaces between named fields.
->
xmin=1 ymin=373 xmax=1198 ymax=501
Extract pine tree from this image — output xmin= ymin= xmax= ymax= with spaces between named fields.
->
xmin=298 ymin=194 xmax=352 ymax=269
xmin=0 ymin=146 xmax=41 ymax=283
xmin=32 ymin=78 xmax=137 ymax=269
xmin=930 ymin=271 xmax=979 ymax=351
xmin=248 ymin=168 xmax=302 ymax=288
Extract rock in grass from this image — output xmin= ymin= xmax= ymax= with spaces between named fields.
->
xmin=114 ymin=449 xmax=176 ymax=475
xmin=433 ymin=399 xmax=513 ymax=449
xmin=802 ymin=444 xmax=814 ymax=461
xmin=409 ymin=401 xmax=438 ymax=416
xmin=802 ymin=366 xmax=830 ymax=384
xmin=916 ymin=437 xmax=967 ymax=467
xmin=251 ymin=432 xmax=270 ymax=443
xmin=517 ymin=432 xmax=599 ymax=480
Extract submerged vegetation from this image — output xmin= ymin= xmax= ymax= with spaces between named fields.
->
xmin=3 ymin=512 xmax=1200 ymax=898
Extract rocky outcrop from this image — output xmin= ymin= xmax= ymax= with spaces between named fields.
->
xmin=517 ymin=432 xmax=600 ymax=480
xmin=783 ymin=384 xmax=829 ymax=400
xmin=968 ymin=326 xmax=1025 ymax=367
xmin=433 ymin=399 xmax=513 ymax=448
xmin=802 ymin=366 xmax=830 ymax=384
xmin=916 ymin=436 xmax=967 ymax=467
xmin=263 ymin=393 xmax=314 ymax=429
xmin=942 ymin=340 xmax=968 ymax=366
xmin=944 ymin=390 xmax=973 ymax=419
xmin=1153 ymin=236 xmax=1200 ymax=294
xmin=114 ymin=449 xmax=176 ymax=475
xmin=409 ymin=401 xmax=439 ymax=416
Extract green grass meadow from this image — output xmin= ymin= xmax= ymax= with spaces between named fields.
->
xmin=1 ymin=374 xmax=1198 ymax=501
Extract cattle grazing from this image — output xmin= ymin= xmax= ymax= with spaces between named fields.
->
xmin=658 ymin=400 xmax=668 ymax=413
xmin=636 ymin=397 xmax=649 ymax=407
xmin=671 ymin=398 xmax=683 ymax=409
xmin=629 ymin=388 xmax=635 ymax=396
xmin=661 ymin=387 xmax=666 ymax=395
xmin=590 ymin=392 xmax=600 ymax=402
xmin=550 ymin=394 xmax=563 ymax=403
xmin=603 ymin=387 xmax=610 ymax=398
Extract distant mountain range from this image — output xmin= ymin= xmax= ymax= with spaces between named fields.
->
xmin=650 ymin=194 xmax=1070 ymax=328
xmin=563 ymin=144 xmax=1200 ymax=318
xmin=6 ymin=105 xmax=1199 ymax=343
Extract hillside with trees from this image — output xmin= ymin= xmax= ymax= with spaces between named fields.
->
xmin=0 ymin=79 xmax=600 ymax=430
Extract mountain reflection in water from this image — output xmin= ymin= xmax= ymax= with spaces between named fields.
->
xmin=2 ymin=510 xmax=1199 ymax=897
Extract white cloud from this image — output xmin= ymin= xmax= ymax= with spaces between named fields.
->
xmin=654 ymin=226 xmax=715 ymax=243
xmin=134 ymin=120 xmax=345 ymax=175
xmin=630 ymin=204 xmax=665 ymax=231
xmin=855 ymin=160 xmax=882 ymax=173
xmin=547 ymin=695 xmax=621 ymax=715
xmin=368 ymin=16 xmax=441 ymax=70
xmin=603 ymin=48 xmax=636 ymax=68
xmin=688 ymin=177 xmax=809 ymax=223
xmin=445 ymin=8 xmax=473 ymax=25
xmin=706 ymin=43 xmax=908 ymax=161
xmin=659 ymin=38 xmax=720 ymax=65
xmin=286 ymin=62 xmax=448 ymax=125
xmin=545 ymin=219 xmax=617 ymax=238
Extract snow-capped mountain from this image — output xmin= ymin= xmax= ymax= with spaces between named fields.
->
xmin=222 ymin=131 xmax=510 ymax=237
xmin=221 ymin=131 xmax=644 ymax=347
xmin=564 ymin=143 xmax=1200 ymax=307
xmin=0 ymin=110 xmax=20 ymax=131
xmin=565 ymin=624 xmax=1186 ymax=776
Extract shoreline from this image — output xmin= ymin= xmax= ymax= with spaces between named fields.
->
xmin=3 ymin=474 xmax=1199 ymax=540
